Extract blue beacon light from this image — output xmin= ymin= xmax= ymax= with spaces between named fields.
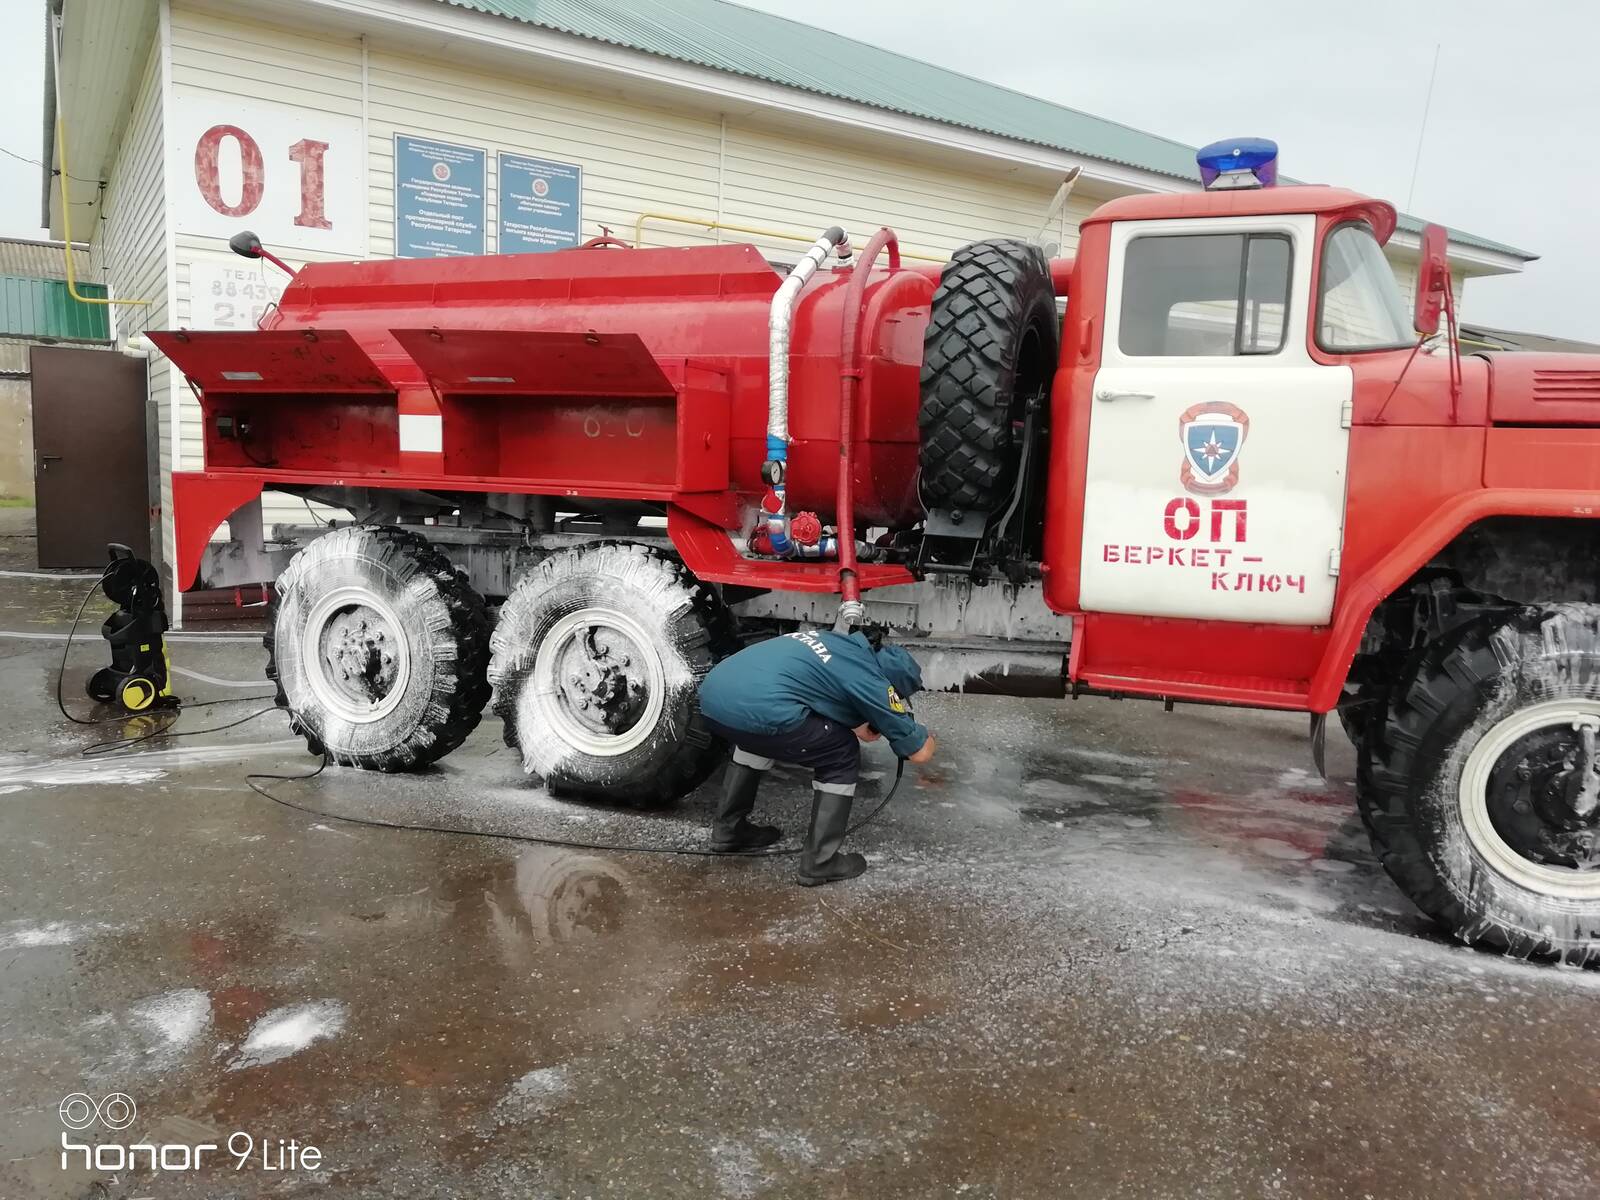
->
xmin=1196 ymin=138 xmax=1279 ymax=190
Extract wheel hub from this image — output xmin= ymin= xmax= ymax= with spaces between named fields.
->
xmin=554 ymin=626 xmax=649 ymax=738
xmin=1485 ymin=721 xmax=1600 ymax=871
xmin=299 ymin=589 xmax=412 ymax=725
xmin=533 ymin=608 xmax=666 ymax=757
xmin=1461 ymin=700 xmax=1600 ymax=899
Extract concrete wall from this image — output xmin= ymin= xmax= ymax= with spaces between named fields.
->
xmin=0 ymin=342 xmax=31 ymax=500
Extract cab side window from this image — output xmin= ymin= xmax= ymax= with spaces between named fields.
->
xmin=1119 ymin=233 xmax=1292 ymax=357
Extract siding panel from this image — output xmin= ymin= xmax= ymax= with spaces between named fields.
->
xmin=155 ymin=8 xmax=1120 ymax=541
xmin=364 ymin=47 xmax=724 ymax=258
xmin=168 ymin=6 xmax=365 ymax=531
xmin=87 ymin=40 xmax=168 ymax=568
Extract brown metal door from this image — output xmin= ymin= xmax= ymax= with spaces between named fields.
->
xmin=31 ymin=344 xmax=151 ymax=568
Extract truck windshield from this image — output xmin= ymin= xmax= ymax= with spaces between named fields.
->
xmin=1317 ymin=223 xmax=1415 ymax=352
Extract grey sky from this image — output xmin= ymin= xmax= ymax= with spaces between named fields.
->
xmin=741 ymin=0 xmax=1600 ymax=341
xmin=1 ymin=0 xmax=1594 ymax=338
xmin=0 ymin=0 xmax=46 ymax=243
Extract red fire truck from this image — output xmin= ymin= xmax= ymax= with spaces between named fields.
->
xmin=152 ymin=139 xmax=1600 ymax=963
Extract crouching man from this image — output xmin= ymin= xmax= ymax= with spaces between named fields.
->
xmin=698 ymin=629 xmax=936 ymax=885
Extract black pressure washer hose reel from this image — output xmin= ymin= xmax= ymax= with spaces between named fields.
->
xmin=87 ymin=544 xmax=177 ymax=714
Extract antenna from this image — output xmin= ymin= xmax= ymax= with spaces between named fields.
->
xmin=1406 ymin=44 xmax=1442 ymax=212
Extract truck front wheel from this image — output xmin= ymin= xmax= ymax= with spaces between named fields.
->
xmin=266 ymin=526 xmax=492 ymax=770
xmin=489 ymin=542 xmax=736 ymax=806
xmin=1358 ymin=605 xmax=1600 ymax=964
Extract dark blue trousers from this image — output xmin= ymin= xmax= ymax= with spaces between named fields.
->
xmin=704 ymin=713 xmax=860 ymax=795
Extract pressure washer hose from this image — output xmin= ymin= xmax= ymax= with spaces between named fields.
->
xmin=54 ymin=573 xmax=908 ymax=857
xmin=245 ymin=753 xmax=907 ymax=859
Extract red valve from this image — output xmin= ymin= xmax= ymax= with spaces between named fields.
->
xmin=790 ymin=511 xmax=823 ymax=546
xmin=761 ymin=487 xmax=783 ymax=514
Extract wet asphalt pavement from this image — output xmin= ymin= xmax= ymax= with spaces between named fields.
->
xmin=2 ymin=510 xmax=1599 ymax=1199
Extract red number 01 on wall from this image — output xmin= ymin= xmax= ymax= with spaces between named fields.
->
xmin=193 ymin=126 xmax=331 ymax=230
xmin=169 ymin=90 xmax=363 ymax=255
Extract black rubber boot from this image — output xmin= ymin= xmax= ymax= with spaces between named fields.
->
xmin=710 ymin=763 xmax=781 ymax=853
xmin=797 ymin=789 xmax=867 ymax=886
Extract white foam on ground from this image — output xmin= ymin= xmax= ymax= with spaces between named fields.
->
xmin=494 ymin=1065 xmax=571 ymax=1122
xmin=0 ymin=568 xmax=105 ymax=580
xmin=231 ymin=999 xmax=348 ymax=1069
xmin=171 ymin=665 xmax=268 ymax=689
xmin=706 ymin=1138 xmax=764 ymax=1199
xmin=95 ymin=739 xmax=300 ymax=767
xmin=0 ymin=919 xmax=119 ymax=949
xmin=0 ymin=629 xmax=261 ymax=643
xmin=128 ymin=988 xmax=212 ymax=1048
xmin=0 ymin=757 xmax=165 ymax=787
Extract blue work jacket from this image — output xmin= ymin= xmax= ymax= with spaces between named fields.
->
xmin=699 ymin=630 xmax=929 ymax=759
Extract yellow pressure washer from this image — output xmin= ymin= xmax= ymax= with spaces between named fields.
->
xmin=86 ymin=544 xmax=177 ymax=714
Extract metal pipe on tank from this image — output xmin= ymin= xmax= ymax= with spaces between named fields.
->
xmin=763 ymin=225 xmax=851 ymax=555
xmin=834 ymin=227 xmax=900 ymax=629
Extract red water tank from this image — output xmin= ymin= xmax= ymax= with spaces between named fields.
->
xmin=261 ymin=242 xmax=936 ymax=529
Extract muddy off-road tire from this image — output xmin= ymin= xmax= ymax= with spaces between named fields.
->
xmin=489 ymin=542 xmax=737 ymax=807
xmin=918 ymin=238 xmax=1058 ymax=515
xmin=1358 ymin=605 xmax=1600 ymax=964
xmin=266 ymin=526 xmax=492 ymax=770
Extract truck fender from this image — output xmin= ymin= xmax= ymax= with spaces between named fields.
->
xmin=171 ymin=472 xmax=267 ymax=592
xmin=1308 ymin=487 xmax=1600 ymax=710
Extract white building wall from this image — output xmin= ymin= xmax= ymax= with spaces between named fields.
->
xmin=364 ymin=46 xmax=725 ymax=257
xmin=87 ymin=39 xmax=169 ymax=556
xmin=154 ymin=4 xmax=1101 ymax=552
xmin=718 ymin=121 xmax=1097 ymax=264
xmin=167 ymin=6 xmax=368 ymax=533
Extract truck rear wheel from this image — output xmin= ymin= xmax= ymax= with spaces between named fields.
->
xmin=1358 ymin=605 xmax=1600 ymax=964
xmin=918 ymin=238 xmax=1058 ymax=515
xmin=489 ymin=542 xmax=736 ymax=807
xmin=266 ymin=526 xmax=492 ymax=770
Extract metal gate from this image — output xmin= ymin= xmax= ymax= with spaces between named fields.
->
xmin=30 ymin=344 xmax=151 ymax=568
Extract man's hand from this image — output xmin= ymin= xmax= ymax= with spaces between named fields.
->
xmin=854 ymin=723 xmax=881 ymax=743
xmin=908 ymin=734 xmax=937 ymax=764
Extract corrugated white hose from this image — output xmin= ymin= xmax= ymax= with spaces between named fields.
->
xmin=766 ymin=226 xmax=851 ymax=451
xmin=764 ymin=227 xmax=851 ymax=557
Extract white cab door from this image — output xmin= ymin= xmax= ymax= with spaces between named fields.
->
xmin=1078 ymin=215 xmax=1352 ymax=626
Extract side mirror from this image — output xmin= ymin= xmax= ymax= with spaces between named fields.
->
xmin=228 ymin=230 xmax=264 ymax=260
xmin=1414 ymin=222 xmax=1448 ymax=336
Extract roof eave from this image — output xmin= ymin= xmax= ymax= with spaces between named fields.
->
xmin=253 ymin=0 xmax=1539 ymax=268
xmin=39 ymin=0 xmax=56 ymax=232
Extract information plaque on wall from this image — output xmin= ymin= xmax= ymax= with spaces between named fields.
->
xmin=394 ymin=134 xmax=487 ymax=258
xmin=497 ymin=152 xmax=583 ymax=253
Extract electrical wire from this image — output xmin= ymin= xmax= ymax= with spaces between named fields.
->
xmin=55 ymin=567 xmax=113 ymax=725
xmin=82 ymin=705 xmax=282 ymax=759
xmin=56 ymin=569 xmax=275 ymax=731
xmin=0 ymin=141 xmax=103 ymax=185
xmin=55 ymin=570 xmax=910 ymax=857
xmin=244 ymin=753 xmax=905 ymax=858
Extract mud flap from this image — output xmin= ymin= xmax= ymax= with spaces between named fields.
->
xmin=1309 ymin=712 xmax=1328 ymax=780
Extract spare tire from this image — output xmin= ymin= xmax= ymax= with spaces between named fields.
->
xmin=918 ymin=238 xmax=1059 ymax=516
xmin=489 ymin=541 xmax=738 ymax=807
xmin=266 ymin=525 xmax=492 ymax=770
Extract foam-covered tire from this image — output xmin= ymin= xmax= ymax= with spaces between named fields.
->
xmin=489 ymin=542 xmax=737 ymax=807
xmin=918 ymin=238 xmax=1058 ymax=515
xmin=265 ymin=526 xmax=491 ymax=770
xmin=1358 ymin=605 xmax=1600 ymax=964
